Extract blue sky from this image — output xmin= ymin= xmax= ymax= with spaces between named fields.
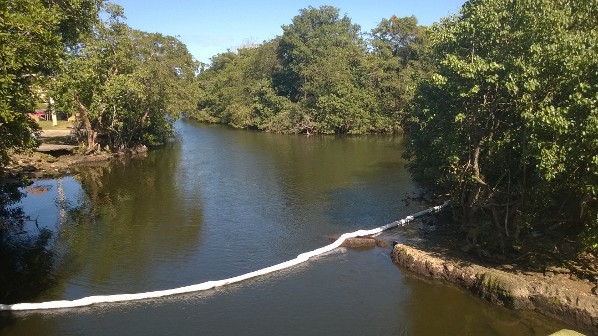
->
xmin=112 ymin=1 xmax=466 ymax=64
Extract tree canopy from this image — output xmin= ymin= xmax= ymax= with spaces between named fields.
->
xmin=191 ymin=6 xmax=429 ymax=135
xmin=404 ymin=0 xmax=597 ymax=250
xmin=54 ymin=5 xmax=199 ymax=152
xmin=0 ymin=1 xmax=198 ymax=161
xmin=0 ymin=0 xmax=103 ymax=165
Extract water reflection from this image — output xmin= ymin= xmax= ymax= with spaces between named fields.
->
xmin=0 ymin=180 xmax=55 ymax=304
xmin=399 ymin=274 xmax=568 ymax=335
xmin=55 ymin=142 xmax=203 ymax=298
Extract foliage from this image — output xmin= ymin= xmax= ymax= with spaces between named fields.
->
xmin=53 ymin=5 xmax=199 ymax=151
xmin=369 ymin=15 xmax=431 ymax=132
xmin=0 ymin=0 xmax=102 ymax=166
xmin=192 ymin=6 xmax=428 ymax=135
xmin=404 ymin=0 xmax=597 ymax=250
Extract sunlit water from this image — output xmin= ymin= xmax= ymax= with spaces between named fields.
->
xmin=0 ymin=120 xmax=569 ymax=335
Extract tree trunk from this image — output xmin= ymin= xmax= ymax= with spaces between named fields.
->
xmin=75 ymin=97 xmax=97 ymax=153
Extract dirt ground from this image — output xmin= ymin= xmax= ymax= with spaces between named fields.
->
xmin=3 ymin=126 xmax=151 ymax=180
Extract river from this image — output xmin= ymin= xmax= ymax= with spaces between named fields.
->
xmin=0 ymin=120 xmax=568 ymax=335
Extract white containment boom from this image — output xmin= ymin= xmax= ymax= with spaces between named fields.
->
xmin=0 ymin=201 xmax=449 ymax=311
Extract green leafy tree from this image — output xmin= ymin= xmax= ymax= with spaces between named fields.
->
xmin=193 ymin=7 xmax=430 ymax=135
xmin=369 ymin=16 xmax=431 ymax=130
xmin=194 ymin=39 xmax=293 ymax=131
xmin=405 ymin=0 xmax=597 ymax=250
xmin=275 ymin=6 xmax=381 ymax=134
xmin=195 ymin=50 xmax=256 ymax=128
xmin=0 ymin=0 xmax=102 ymax=166
xmin=54 ymin=5 xmax=198 ymax=151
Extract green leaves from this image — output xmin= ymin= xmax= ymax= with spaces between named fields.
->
xmin=54 ymin=12 xmax=199 ymax=151
xmin=405 ymin=0 xmax=598 ymax=250
xmin=193 ymin=7 xmax=427 ymax=135
xmin=0 ymin=0 xmax=102 ymax=166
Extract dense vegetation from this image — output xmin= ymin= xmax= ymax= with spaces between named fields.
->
xmin=404 ymin=0 xmax=597 ymax=252
xmin=0 ymin=0 xmax=198 ymax=158
xmin=1 ymin=0 xmax=595 ymax=265
xmin=191 ymin=6 xmax=427 ymax=134
xmin=0 ymin=0 xmax=102 ymax=165
xmin=53 ymin=4 xmax=198 ymax=152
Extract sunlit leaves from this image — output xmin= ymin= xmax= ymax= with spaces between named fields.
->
xmin=0 ymin=0 xmax=104 ymax=166
xmin=194 ymin=7 xmax=432 ymax=135
xmin=405 ymin=0 xmax=597 ymax=249
xmin=54 ymin=10 xmax=199 ymax=151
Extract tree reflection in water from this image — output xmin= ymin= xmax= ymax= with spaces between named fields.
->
xmin=0 ymin=179 xmax=55 ymax=304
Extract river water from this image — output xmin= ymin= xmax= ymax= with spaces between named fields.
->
xmin=0 ymin=120 xmax=568 ymax=335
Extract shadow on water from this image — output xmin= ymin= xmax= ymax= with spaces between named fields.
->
xmin=397 ymin=270 xmax=570 ymax=336
xmin=0 ymin=122 xmax=583 ymax=335
xmin=0 ymin=180 xmax=56 ymax=305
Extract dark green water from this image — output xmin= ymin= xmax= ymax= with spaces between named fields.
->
xmin=0 ymin=120 xmax=570 ymax=335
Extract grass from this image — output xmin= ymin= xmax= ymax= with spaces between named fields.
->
xmin=37 ymin=120 xmax=74 ymax=131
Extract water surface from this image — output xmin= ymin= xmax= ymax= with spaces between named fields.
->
xmin=0 ymin=120 xmax=569 ymax=335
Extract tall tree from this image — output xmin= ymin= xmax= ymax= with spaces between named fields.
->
xmin=0 ymin=0 xmax=102 ymax=166
xmin=405 ymin=0 xmax=597 ymax=250
xmin=275 ymin=6 xmax=380 ymax=134
xmin=195 ymin=39 xmax=295 ymax=132
xmin=369 ymin=16 xmax=430 ymax=129
xmin=54 ymin=5 xmax=199 ymax=152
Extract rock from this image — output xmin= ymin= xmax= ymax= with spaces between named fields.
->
xmin=547 ymin=266 xmax=571 ymax=274
xmin=341 ymin=237 xmax=377 ymax=248
xmin=375 ymin=239 xmax=389 ymax=248
xmin=549 ymin=330 xmax=586 ymax=336
xmin=392 ymin=243 xmax=598 ymax=333
xmin=327 ymin=236 xmax=381 ymax=248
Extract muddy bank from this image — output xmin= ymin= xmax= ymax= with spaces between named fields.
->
xmin=392 ymin=243 xmax=597 ymax=334
xmin=2 ymin=146 xmax=148 ymax=180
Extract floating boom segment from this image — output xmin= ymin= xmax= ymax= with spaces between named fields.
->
xmin=0 ymin=201 xmax=449 ymax=311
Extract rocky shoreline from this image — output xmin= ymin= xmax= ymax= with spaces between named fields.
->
xmin=392 ymin=243 xmax=597 ymax=334
xmin=2 ymin=146 xmax=148 ymax=181
xmin=1 ymin=128 xmax=150 ymax=181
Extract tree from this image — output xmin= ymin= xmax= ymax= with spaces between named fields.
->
xmin=193 ymin=7 xmax=432 ymax=135
xmin=54 ymin=5 xmax=199 ymax=152
xmin=194 ymin=39 xmax=295 ymax=132
xmin=405 ymin=0 xmax=597 ymax=250
xmin=0 ymin=0 xmax=102 ymax=166
xmin=369 ymin=16 xmax=431 ymax=130
xmin=275 ymin=6 xmax=381 ymax=134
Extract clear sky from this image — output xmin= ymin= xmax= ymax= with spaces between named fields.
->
xmin=111 ymin=1 xmax=466 ymax=64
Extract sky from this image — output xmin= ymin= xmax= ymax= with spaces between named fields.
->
xmin=111 ymin=1 xmax=466 ymax=64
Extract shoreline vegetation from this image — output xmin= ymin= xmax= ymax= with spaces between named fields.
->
xmin=1 ymin=0 xmax=596 ymax=333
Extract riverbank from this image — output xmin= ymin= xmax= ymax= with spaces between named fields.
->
xmin=2 ymin=150 xmax=112 ymax=180
xmin=1 ymin=128 xmax=148 ymax=181
xmin=3 ymin=146 xmax=148 ymax=180
xmin=391 ymin=219 xmax=597 ymax=334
